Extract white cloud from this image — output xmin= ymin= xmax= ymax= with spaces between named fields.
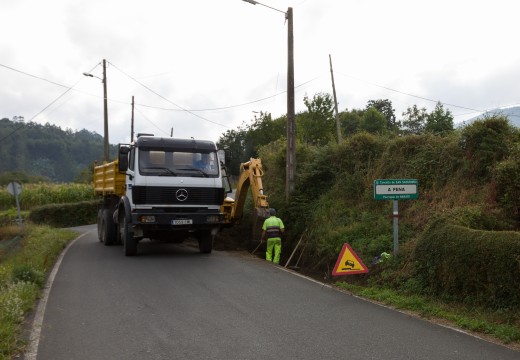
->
xmin=1 ymin=0 xmax=519 ymax=146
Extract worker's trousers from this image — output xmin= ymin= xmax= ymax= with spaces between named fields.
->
xmin=266 ymin=238 xmax=281 ymax=264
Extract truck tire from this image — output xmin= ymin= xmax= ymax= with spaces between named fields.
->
xmin=121 ymin=215 xmax=137 ymax=256
xmin=101 ymin=208 xmax=117 ymax=246
xmin=198 ymin=231 xmax=213 ymax=254
xmin=97 ymin=209 xmax=103 ymax=242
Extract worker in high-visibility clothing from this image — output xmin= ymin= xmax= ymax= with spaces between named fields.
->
xmin=261 ymin=208 xmax=285 ymax=264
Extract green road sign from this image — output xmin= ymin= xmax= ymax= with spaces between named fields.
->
xmin=374 ymin=179 xmax=418 ymax=200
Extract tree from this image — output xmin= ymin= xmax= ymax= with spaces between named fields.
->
xmin=366 ymin=99 xmax=398 ymax=131
xmin=298 ymin=93 xmax=335 ymax=146
xmin=339 ymin=108 xmax=364 ymax=136
xmin=425 ymin=102 xmax=454 ymax=135
xmin=460 ymin=116 xmax=515 ymax=178
xmin=244 ymin=112 xmax=285 ymax=157
xmin=401 ymin=105 xmax=428 ymax=134
xmin=359 ymin=108 xmax=387 ymax=134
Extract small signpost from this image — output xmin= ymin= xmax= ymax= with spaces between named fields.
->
xmin=374 ymin=179 xmax=418 ymax=257
xmin=7 ymin=182 xmax=23 ymax=228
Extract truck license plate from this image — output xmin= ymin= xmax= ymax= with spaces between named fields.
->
xmin=171 ymin=219 xmax=193 ymax=225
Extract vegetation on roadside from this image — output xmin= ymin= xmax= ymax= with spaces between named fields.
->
xmin=337 ymin=282 xmax=520 ymax=345
xmin=0 ymin=224 xmax=77 ymax=359
xmin=1 ymin=94 xmax=520 ymax=353
xmin=220 ymin=105 xmax=520 ymax=347
xmin=0 ymin=183 xmax=96 ymax=212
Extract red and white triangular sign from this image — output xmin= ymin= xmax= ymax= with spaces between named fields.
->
xmin=332 ymin=243 xmax=369 ymax=276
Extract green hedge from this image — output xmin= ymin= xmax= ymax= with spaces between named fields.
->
xmin=28 ymin=200 xmax=99 ymax=228
xmin=415 ymin=218 xmax=520 ymax=310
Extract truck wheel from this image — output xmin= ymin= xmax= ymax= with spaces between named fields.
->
xmin=121 ymin=215 xmax=137 ymax=256
xmin=102 ymin=209 xmax=117 ymax=246
xmin=198 ymin=231 xmax=213 ymax=254
xmin=97 ymin=209 xmax=103 ymax=242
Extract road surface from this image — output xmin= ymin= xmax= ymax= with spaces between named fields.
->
xmin=28 ymin=225 xmax=520 ymax=360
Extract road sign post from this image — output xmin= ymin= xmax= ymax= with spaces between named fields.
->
xmin=7 ymin=182 xmax=23 ymax=228
xmin=374 ymin=179 xmax=418 ymax=257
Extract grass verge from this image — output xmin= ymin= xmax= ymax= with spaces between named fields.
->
xmin=336 ymin=282 xmax=520 ymax=348
xmin=0 ymin=224 xmax=77 ymax=360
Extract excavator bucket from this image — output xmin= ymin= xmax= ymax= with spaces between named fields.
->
xmin=256 ymin=207 xmax=270 ymax=219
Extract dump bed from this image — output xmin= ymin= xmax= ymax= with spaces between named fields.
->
xmin=94 ymin=160 xmax=126 ymax=197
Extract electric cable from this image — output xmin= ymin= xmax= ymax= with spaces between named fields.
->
xmin=0 ymin=63 xmax=100 ymax=142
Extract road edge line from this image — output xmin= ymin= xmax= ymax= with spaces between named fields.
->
xmin=24 ymin=231 xmax=89 ymax=360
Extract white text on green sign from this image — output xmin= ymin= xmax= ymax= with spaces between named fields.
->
xmin=374 ymin=179 xmax=418 ymax=200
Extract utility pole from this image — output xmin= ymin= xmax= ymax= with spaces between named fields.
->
xmin=329 ymin=54 xmax=342 ymax=144
xmin=131 ymin=96 xmax=134 ymax=142
xmin=286 ymin=7 xmax=296 ymax=201
xmin=242 ymin=1 xmax=296 ymax=201
xmin=102 ymin=59 xmax=109 ymax=162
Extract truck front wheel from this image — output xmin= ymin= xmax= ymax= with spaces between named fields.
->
xmin=197 ymin=231 xmax=213 ymax=254
xmin=120 ymin=215 xmax=137 ymax=256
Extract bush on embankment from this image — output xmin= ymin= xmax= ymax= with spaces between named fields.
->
xmin=0 ymin=182 xmax=98 ymax=227
xmin=415 ymin=216 xmax=520 ymax=310
xmin=255 ymin=116 xmax=520 ymax=312
xmin=28 ymin=200 xmax=99 ymax=228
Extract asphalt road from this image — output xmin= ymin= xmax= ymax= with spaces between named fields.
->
xmin=30 ymin=225 xmax=519 ymax=360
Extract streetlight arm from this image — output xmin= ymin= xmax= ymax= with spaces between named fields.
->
xmin=242 ymin=0 xmax=286 ymax=14
xmin=83 ymin=72 xmax=103 ymax=81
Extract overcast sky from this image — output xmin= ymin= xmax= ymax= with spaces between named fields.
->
xmin=1 ymin=0 xmax=519 ymax=145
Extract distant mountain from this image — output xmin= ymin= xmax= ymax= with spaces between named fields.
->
xmin=461 ymin=106 xmax=520 ymax=128
xmin=0 ymin=118 xmax=117 ymax=182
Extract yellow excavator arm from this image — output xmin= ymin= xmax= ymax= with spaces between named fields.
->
xmin=221 ymin=158 xmax=269 ymax=224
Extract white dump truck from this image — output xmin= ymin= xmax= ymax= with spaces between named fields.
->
xmin=94 ymin=134 xmax=229 ymax=256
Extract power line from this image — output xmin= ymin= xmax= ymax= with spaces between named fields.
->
xmin=135 ymin=76 xmax=321 ymax=112
xmin=108 ymin=61 xmax=230 ymax=128
xmin=0 ymin=63 xmax=99 ymax=142
xmin=0 ymin=63 xmax=72 ymax=90
xmin=337 ymin=71 xmax=485 ymax=114
xmin=2 ymin=61 xmax=517 ymax=130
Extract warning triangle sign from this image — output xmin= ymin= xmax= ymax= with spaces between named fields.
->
xmin=332 ymin=243 xmax=369 ymax=276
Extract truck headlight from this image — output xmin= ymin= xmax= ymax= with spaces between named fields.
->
xmin=206 ymin=215 xmax=221 ymax=224
xmin=139 ymin=215 xmax=156 ymax=223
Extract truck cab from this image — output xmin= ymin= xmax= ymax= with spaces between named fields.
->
xmin=112 ymin=134 xmax=228 ymax=255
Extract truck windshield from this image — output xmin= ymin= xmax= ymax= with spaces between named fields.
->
xmin=138 ymin=149 xmax=219 ymax=177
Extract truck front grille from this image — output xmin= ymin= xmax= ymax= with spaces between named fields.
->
xmin=132 ymin=186 xmax=225 ymax=206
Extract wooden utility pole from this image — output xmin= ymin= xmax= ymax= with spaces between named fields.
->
xmin=131 ymin=96 xmax=134 ymax=142
xmin=102 ymin=59 xmax=109 ymax=162
xmin=241 ymin=1 xmax=295 ymax=201
xmin=329 ymin=54 xmax=342 ymax=143
xmin=286 ymin=7 xmax=296 ymax=201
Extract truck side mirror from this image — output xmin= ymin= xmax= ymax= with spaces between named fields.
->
xmin=217 ymin=148 xmax=232 ymax=164
xmin=118 ymin=146 xmax=130 ymax=172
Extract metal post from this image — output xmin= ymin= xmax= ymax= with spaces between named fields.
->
xmin=393 ymin=200 xmax=399 ymax=257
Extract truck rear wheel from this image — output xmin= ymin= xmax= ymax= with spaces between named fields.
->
xmin=101 ymin=209 xmax=117 ymax=246
xmin=198 ymin=231 xmax=213 ymax=254
xmin=97 ymin=209 xmax=103 ymax=242
xmin=121 ymin=215 xmax=137 ymax=256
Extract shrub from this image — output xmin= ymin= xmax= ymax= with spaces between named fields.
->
xmin=28 ymin=200 xmax=99 ymax=227
xmin=11 ymin=265 xmax=44 ymax=287
xmin=414 ymin=217 xmax=520 ymax=310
